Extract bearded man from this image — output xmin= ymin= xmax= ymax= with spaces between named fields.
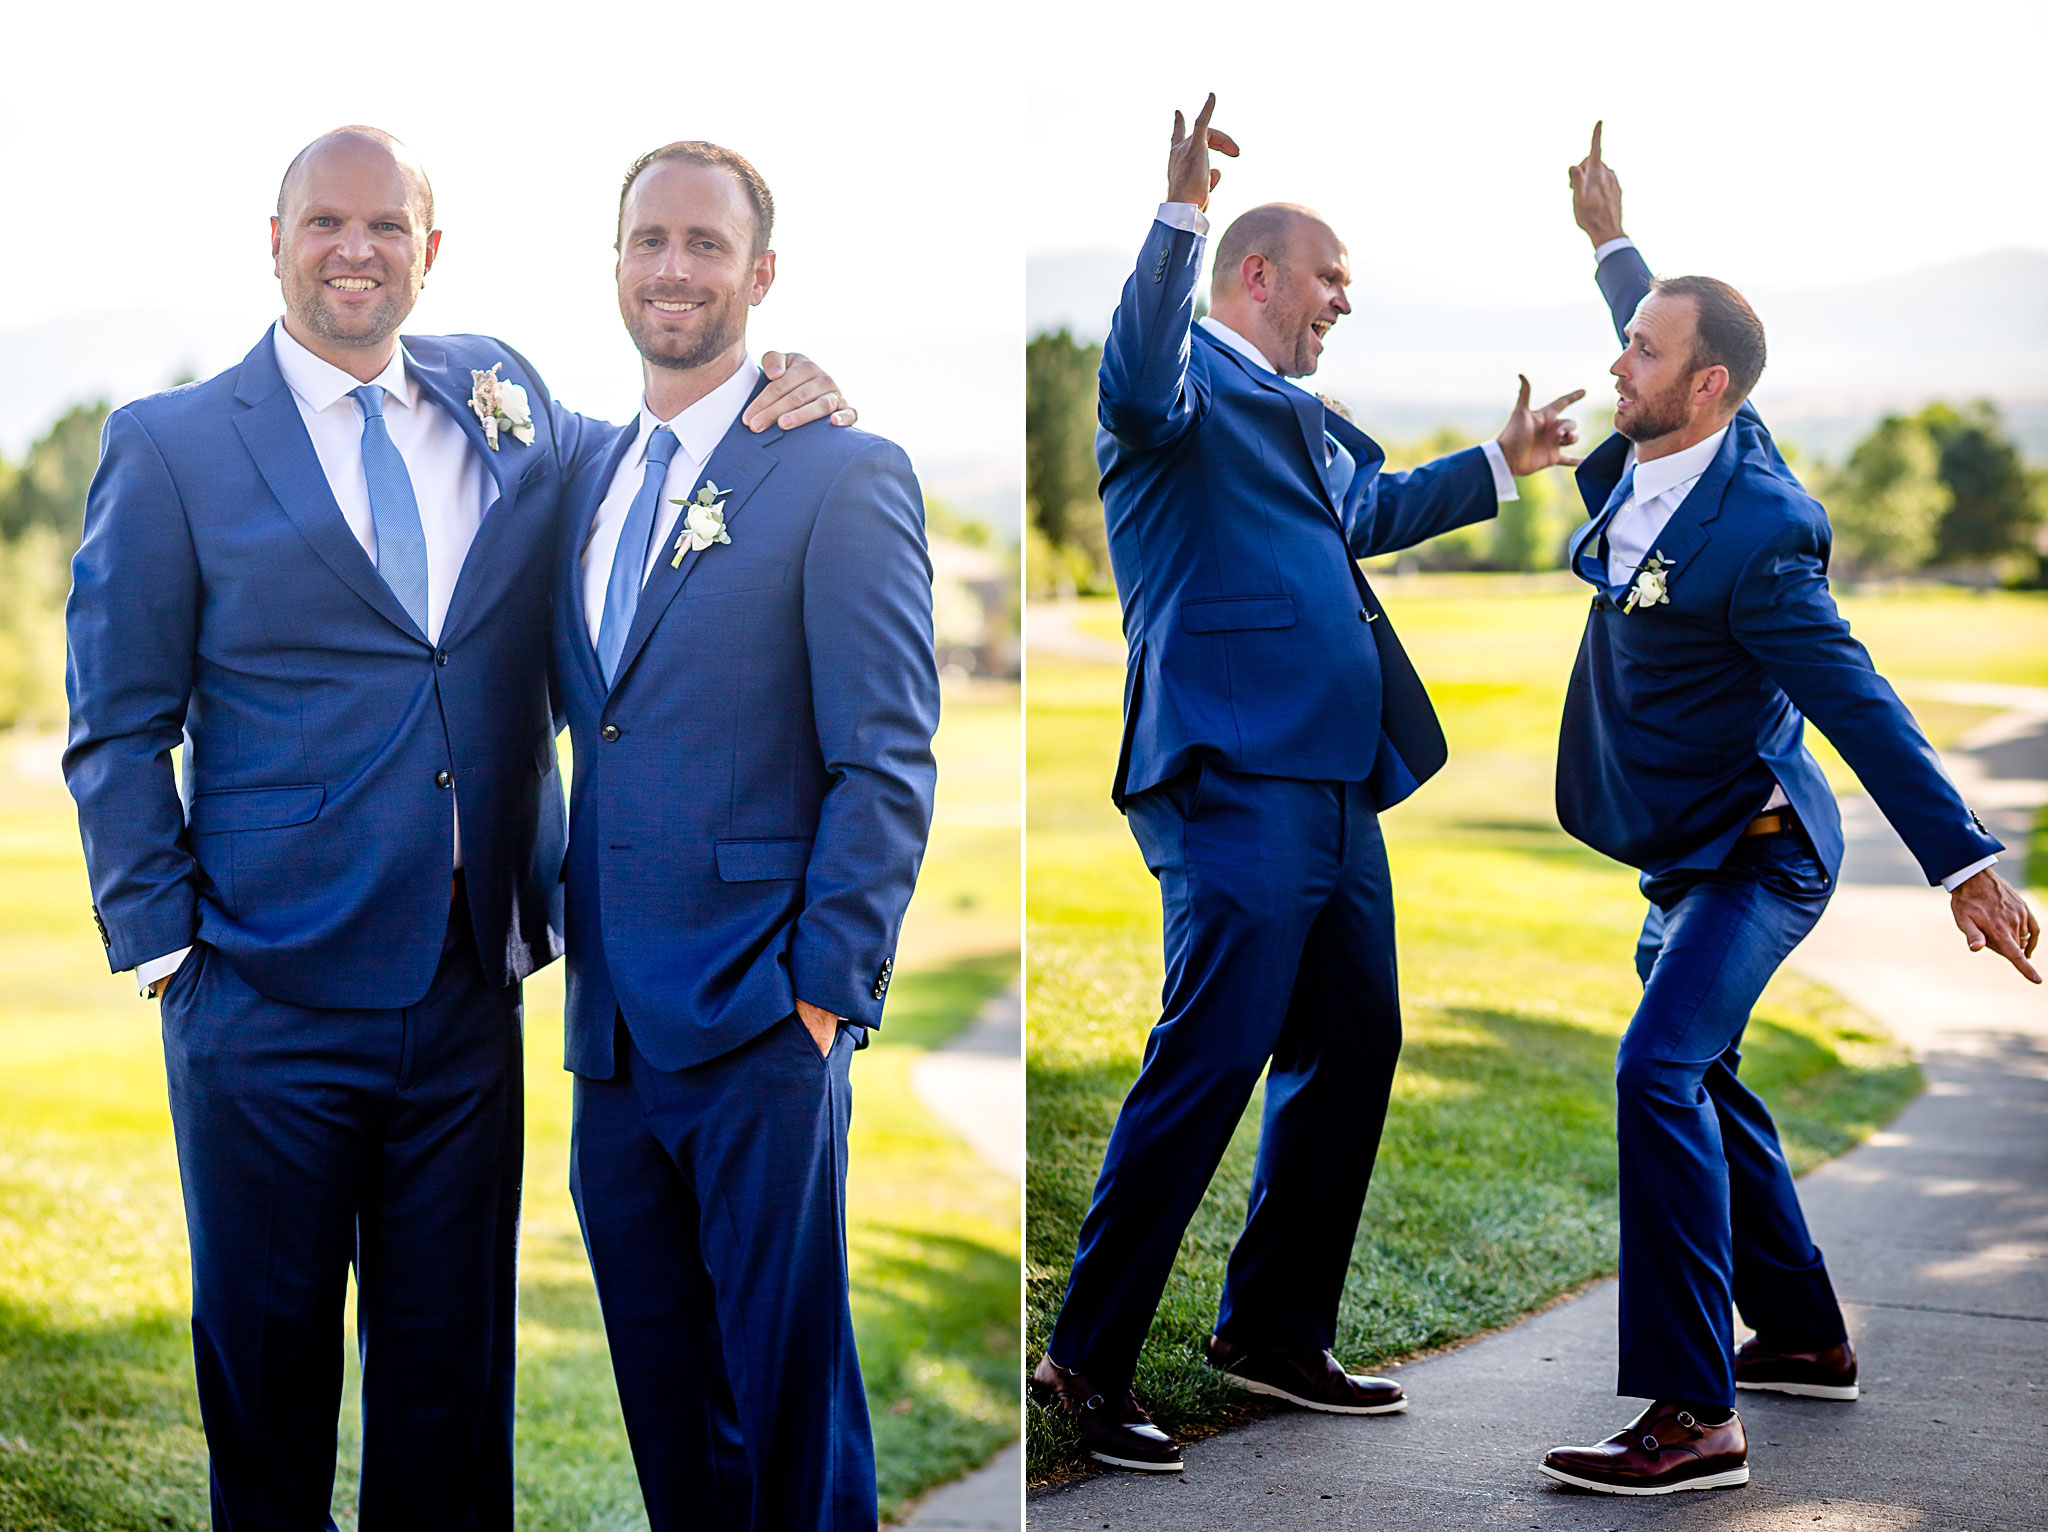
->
xmin=1536 ymin=124 xmax=2039 ymax=1497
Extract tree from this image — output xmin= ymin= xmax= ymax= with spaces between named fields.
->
xmin=0 ymin=398 xmax=110 ymax=552
xmin=1025 ymin=330 xmax=1112 ymax=594
xmin=1820 ymin=414 xmax=1950 ymax=578
xmin=1917 ymin=402 xmax=2043 ymax=568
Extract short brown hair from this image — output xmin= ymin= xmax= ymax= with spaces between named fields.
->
xmin=1651 ymin=274 xmax=1767 ymax=406
xmin=616 ymin=142 xmax=774 ymax=254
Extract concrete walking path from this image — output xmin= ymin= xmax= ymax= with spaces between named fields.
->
xmin=900 ymin=986 xmax=1023 ymax=1528
xmin=1028 ymin=703 xmax=2047 ymax=1530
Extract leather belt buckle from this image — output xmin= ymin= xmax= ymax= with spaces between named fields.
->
xmin=1741 ymin=811 xmax=1792 ymax=838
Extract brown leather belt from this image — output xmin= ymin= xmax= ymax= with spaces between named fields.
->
xmin=1740 ymin=811 xmax=1796 ymax=838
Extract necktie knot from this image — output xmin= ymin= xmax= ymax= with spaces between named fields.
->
xmin=351 ymin=384 xmax=388 ymax=422
xmin=645 ymin=425 xmax=680 ymax=471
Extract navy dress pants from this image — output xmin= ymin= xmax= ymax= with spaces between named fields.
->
xmin=570 ymin=1013 xmax=875 ymax=1532
xmin=159 ymin=891 xmax=524 ymax=1531
xmin=1618 ymin=829 xmax=1849 ymax=1406
xmin=1049 ymin=763 xmax=1402 ymax=1391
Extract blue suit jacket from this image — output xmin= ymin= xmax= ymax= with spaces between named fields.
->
xmin=1097 ymin=218 xmax=1498 ymax=808
xmin=554 ymin=382 xmax=939 ymax=1078
xmin=1556 ymin=246 xmax=2001 ymax=884
xmin=65 ymin=330 xmax=607 ymax=1007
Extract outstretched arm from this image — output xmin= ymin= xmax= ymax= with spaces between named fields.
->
xmin=1098 ymin=93 xmax=1240 ymax=451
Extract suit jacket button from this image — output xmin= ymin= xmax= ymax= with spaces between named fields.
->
xmin=435 ymin=769 xmax=454 ymax=789
xmin=601 ymin=725 xmax=621 ymax=742
xmin=435 ymin=648 xmax=449 ymax=666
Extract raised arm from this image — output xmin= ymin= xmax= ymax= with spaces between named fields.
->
xmin=1097 ymin=94 xmax=1239 ymax=451
xmin=63 ymin=408 xmax=204 ymax=980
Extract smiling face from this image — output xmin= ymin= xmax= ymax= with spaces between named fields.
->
xmin=1260 ymin=216 xmax=1351 ymax=377
xmin=270 ymin=134 xmax=437 ymax=359
xmin=616 ymin=159 xmax=774 ymax=374
xmin=1612 ymin=291 xmax=1718 ymax=446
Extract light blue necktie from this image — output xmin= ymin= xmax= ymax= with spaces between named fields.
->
xmin=350 ymin=385 xmax=430 ymax=634
xmin=1322 ymin=430 xmax=1356 ymax=511
xmin=596 ymin=426 xmax=680 ymax=686
xmin=1575 ymin=463 xmax=1636 ymax=587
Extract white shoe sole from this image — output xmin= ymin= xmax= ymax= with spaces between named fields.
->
xmin=1090 ymin=1451 xmax=1184 ymax=1472
xmin=1737 ymin=1379 xmax=1859 ymax=1400
xmin=1539 ymin=1463 xmax=1750 ymax=1495
xmin=1216 ymin=1371 xmax=1409 ymax=1414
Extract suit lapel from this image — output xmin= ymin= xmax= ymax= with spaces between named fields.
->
xmin=563 ymin=421 xmax=641 ymax=696
xmin=608 ymin=395 xmax=784 ymax=694
xmin=230 ymin=333 xmax=423 ymax=640
xmin=1615 ymin=428 xmax=1737 ymax=603
xmin=1196 ymin=329 xmax=1345 ymax=529
xmin=1567 ymin=433 xmax=1634 ymax=591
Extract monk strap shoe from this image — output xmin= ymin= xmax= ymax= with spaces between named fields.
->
xmin=1204 ymin=1333 xmax=1407 ymax=1414
xmin=1029 ymin=1355 xmax=1183 ymax=1472
xmin=1540 ymin=1399 xmax=1749 ymax=1495
xmin=1735 ymin=1334 xmax=1859 ymax=1400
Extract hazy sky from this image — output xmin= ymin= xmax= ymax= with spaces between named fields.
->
xmin=2 ymin=2 xmax=1018 ymax=504
xmin=1026 ymin=1 xmax=2048 ymax=299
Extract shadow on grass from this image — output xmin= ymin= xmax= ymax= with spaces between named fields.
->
xmin=1025 ymin=997 xmax=1920 ymax=1481
xmin=853 ymin=1226 xmax=1020 ymax=1516
xmin=0 ymin=1297 xmax=208 ymax=1530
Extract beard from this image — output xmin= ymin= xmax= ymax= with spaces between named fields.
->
xmin=623 ymin=286 xmax=748 ymax=372
xmin=282 ymin=265 xmax=416 ymax=351
xmin=1269 ymin=293 xmax=1324 ymax=377
xmin=1614 ymin=378 xmax=1692 ymax=443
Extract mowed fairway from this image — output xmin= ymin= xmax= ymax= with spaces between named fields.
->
xmin=0 ymin=682 xmax=1020 ymax=1529
xmin=1025 ymin=579 xmax=2048 ymax=1479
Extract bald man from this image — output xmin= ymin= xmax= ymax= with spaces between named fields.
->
xmin=1030 ymin=96 xmax=1584 ymax=1472
xmin=64 ymin=126 xmax=848 ymax=1525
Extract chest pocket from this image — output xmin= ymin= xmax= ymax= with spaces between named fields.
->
xmin=687 ymin=556 xmax=793 ymax=598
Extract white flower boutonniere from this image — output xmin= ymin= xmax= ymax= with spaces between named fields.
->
xmin=467 ymin=363 xmax=534 ymax=451
xmin=670 ymin=482 xmax=732 ymax=567
xmin=1623 ymin=551 xmax=1675 ymax=613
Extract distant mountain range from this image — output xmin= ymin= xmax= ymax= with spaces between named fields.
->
xmin=1029 ymin=248 xmax=2048 ymax=461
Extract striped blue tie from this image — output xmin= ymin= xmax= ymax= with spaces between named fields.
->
xmin=596 ymin=426 xmax=680 ymax=686
xmin=350 ymin=385 xmax=430 ymax=633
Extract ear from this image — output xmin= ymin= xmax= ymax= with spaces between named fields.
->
xmin=1693 ymin=362 xmax=1731 ymax=413
xmin=1240 ymin=253 xmax=1272 ymax=304
xmin=269 ymin=215 xmax=283 ymax=278
xmin=421 ymin=228 xmax=443 ymax=278
xmin=748 ymin=249 xmax=777 ymax=307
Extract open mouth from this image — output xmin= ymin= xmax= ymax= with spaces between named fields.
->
xmin=1311 ymin=319 xmax=1334 ymax=339
xmin=325 ymin=276 xmax=379 ymax=292
xmin=648 ymin=299 xmax=703 ymax=314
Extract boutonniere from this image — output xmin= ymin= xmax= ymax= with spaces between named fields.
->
xmin=1623 ymin=551 xmax=1674 ymax=613
xmin=467 ymin=363 xmax=534 ymax=451
xmin=670 ymin=482 xmax=732 ymax=567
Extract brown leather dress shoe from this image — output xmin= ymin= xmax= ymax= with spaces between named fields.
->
xmin=1540 ymin=1400 xmax=1749 ymax=1495
xmin=1029 ymin=1355 xmax=1183 ymax=1472
xmin=1735 ymin=1334 xmax=1859 ymax=1400
xmin=1204 ymin=1334 xmax=1407 ymax=1414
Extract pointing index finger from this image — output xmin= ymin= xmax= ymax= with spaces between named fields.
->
xmin=1194 ymin=92 xmax=1216 ymax=133
xmin=1546 ymin=388 xmax=1587 ymax=413
xmin=1591 ymin=120 xmax=1604 ymax=163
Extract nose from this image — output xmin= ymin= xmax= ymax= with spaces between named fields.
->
xmin=656 ymin=245 xmax=691 ymax=282
xmin=336 ymin=222 xmax=375 ymax=263
xmin=1332 ymin=286 xmax=1352 ymax=315
xmin=1610 ymin=351 xmax=1629 ymax=381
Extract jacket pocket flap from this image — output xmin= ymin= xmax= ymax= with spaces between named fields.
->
xmin=714 ymin=837 xmax=813 ymax=882
xmin=1180 ymin=595 xmax=1297 ymax=633
xmin=189 ymin=784 xmax=325 ymax=834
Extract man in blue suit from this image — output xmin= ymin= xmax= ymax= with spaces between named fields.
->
xmin=64 ymin=126 xmax=849 ymax=1526
xmin=1030 ymin=96 xmax=1587 ymax=1472
xmin=1537 ymin=126 xmax=2040 ymax=1498
xmin=554 ymin=141 xmax=939 ymax=1531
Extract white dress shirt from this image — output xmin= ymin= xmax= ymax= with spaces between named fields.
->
xmin=1590 ymin=239 xmax=1994 ymax=891
xmin=581 ymin=359 xmax=761 ymax=645
xmin=137 ymin=323 xmax=494 ymax=994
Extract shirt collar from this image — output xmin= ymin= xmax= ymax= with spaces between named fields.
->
xmin=1198 ymin=316 xmax=1278 ymax=375
xmin=637 ymin=360 xmax=763 ymax=470
xmin=1629 ymin=422 xmax=1730 ymax=503
xmin=272 ymin=319 xmax=414 ymax=414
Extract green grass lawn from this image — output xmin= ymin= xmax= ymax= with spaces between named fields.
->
xmin=0 ymin=682 xmax=1019 ymax=1530
xmin=1027 ymin=579 xmax=2047 ymax=1480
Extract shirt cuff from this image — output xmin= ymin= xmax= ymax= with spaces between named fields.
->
xmin=1940 ymin=854 xmax=1998 ymax=893
xmin=136 ymin=946 xmax=192 ymax=997
xmin=1479 ymin=439 xmax=1519 ymax=502
xmin=1155 ymin=201 xmax=1210 ymax=237
xmin=1593 ymin=235 xmax=1636 ymax=266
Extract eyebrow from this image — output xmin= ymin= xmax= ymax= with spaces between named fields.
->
xmin=624 ymin=222 xmax=734 ymax=245
xmin=297 ymin=203 xmax=413 ymax=224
